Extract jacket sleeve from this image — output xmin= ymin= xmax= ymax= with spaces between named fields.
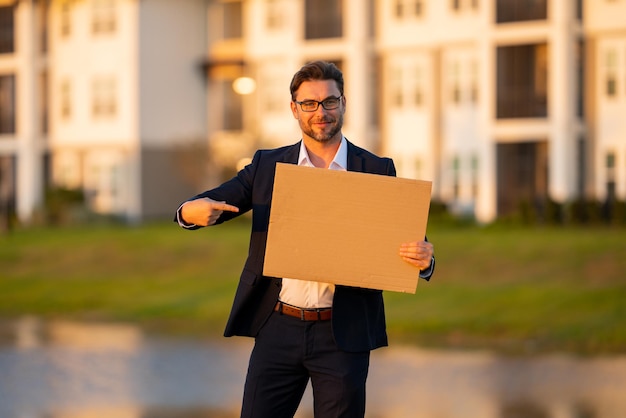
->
xmin=173 ymin=150 xmax=263 ymax=227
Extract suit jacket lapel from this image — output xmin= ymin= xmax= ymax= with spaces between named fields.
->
xmin=346 ymin=140 xmax=365 ymax=172
xmin=281 ymin=141 xmax=301 ymax=164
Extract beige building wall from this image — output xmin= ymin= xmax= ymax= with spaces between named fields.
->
xmin=47 ymin=0 xmax=207 ymax=221
xmin=585 ymin=0 xmax=626 ymax=201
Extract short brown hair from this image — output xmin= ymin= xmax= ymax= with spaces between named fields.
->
xmin=289 ymin=61 xmax=344 ymax=100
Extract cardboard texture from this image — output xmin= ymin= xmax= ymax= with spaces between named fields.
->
xmin=263 ymin=163 xmax=432 ymax=293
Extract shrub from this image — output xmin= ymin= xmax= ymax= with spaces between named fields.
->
xmin=44 ymin=187 xmax=86 ymax=225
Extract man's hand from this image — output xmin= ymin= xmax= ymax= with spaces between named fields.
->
xmin=180 ymin=198 xmax=239 ymax=226
xmin=399 ymin=240 xmax=434 ymax=270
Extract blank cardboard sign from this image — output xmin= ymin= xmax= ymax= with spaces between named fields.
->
xmin=263 ymin=163 xmax=432 ymax=293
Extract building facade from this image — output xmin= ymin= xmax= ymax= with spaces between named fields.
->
xmin=1 ymin=0 xmax=625 ymax=224
xmin=1 ymin=0 xmax=208 ymax=223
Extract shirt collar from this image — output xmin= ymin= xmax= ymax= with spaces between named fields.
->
xmin=298 ymin=137 xmax=348 ymax=170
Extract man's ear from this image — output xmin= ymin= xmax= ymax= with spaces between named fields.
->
xmin=290 ymin=101 xmax=299 ymax=119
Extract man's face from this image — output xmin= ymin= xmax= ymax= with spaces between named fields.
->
xmin=290 ymin=80 xmax=345 ymax=144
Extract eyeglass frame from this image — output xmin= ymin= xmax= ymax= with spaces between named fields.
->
xmin=293 ymin=95 xmax=343 ymax=112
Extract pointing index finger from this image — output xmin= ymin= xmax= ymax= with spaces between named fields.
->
xmin=214 ymin=202 xmax=240 ymax=213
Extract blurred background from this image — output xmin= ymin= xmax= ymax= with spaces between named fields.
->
xmin=1 ymin=0 xmax=625 ymax=227
xmin=1 ymin=0 xmax=626 ymax=417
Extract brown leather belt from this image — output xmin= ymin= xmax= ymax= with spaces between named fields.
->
xmin=274 ymin=301 xmax=332 ymax=321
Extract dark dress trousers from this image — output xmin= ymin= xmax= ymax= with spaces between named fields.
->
xmin=181 ymin=140 xmax=431 ymax=353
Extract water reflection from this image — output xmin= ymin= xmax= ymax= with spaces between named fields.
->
xmin=0 ymin=317 xmax=625 ymax=418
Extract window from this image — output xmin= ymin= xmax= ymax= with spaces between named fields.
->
xmin=469 ymin=60 xmax=479 ymax=103
xmin=92 ymin=0 xmax=116 ymax=34
xmin=606 ymin=76 xmax=617 ymax=97
xmin=40 ymin=72 xmax=49 ymax=134
xmin=605 ymin=49 xmax=618 ymax=98
xmin=266 ymin=0 xmax=284 ymax=30
xmin=394 ymin=0 xmax=423 ymax=19
xmin=576 ymin=137 xmax=586 ymax=196
xmin=60 ymin=80 xmax=71 ymax=120
xmin=413 ymin=67 xmax=424 ymax=107
xmin=223 ymin=1 xmax=242 ymax=39
xmin=496 ymin=141 xmax=548 ymax=216
xmin=305 ymin=0 xmax=342 ymax=39
xmin=394 ymin=0 xmax=404 ymax=17
xmin=471 ymin=155 xmax=479 ymax=198
xmin=606 ymin=151 xmax=616 ymax=200
xmin=414 ymin=157 xmax=423 ymax=179
xmin=448 ymin=57 xmax=478 ymax=106
xmin=576 ymin=40 xmax=584 ymax=117
xmin=0 ymin=157 xmax=15 ymax=213
xmin=0 ymin=75 xmax=15 ymax=134
xmin=414 ymin=0 xmax=424 ymax=16
xmin=92 ymin=77 xmax=117 ymax=118
xmin=0 ymin=6 xmax=14 ymax=54
xmin=452 ymin=156 xmax=460 ymax=199
xmin=496 ymin=0 xmax=547 ymax=23
xmin=370 ymin=57 xmax=381 ymax=126
xmin=496 ymin=43 xmax=548 ymax=118
xmin=606 ymin=153 xmax=615 ymax=170
xmin=450 ymin=61 xmax=461 ymax=104
xmin=451 ymin=0 xmax=480 ymax=14
xmin=37 ymin=0 xmax=49 ymax=53
xmin=60 ymin=1 xmax=71 ymax=37
xmin=390 ymin=63 xmax=426 ymax=108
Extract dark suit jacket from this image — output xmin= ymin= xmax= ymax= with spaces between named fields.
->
xmin=180 ymin=140 xmax=432 ymax=352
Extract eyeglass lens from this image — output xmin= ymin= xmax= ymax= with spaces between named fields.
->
xmin=298 ymin=97 xmax=341 ymax=112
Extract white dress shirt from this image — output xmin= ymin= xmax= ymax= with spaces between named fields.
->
xmin=278 ymin=138 xmax=348 ymax=309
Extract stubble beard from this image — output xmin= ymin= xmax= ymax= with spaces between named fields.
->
xmin=302 ymin=113 xmax=344 ymax=144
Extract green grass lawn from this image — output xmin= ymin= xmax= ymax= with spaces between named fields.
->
xmin=1 ymin=217 xmax=624 ymax=355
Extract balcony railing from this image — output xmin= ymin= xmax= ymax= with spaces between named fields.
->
xmin=496 ymin=0 xmax=547 ymax=23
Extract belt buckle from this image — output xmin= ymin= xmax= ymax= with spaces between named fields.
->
xmin=315 ymin=308 xmax=322 ymax=321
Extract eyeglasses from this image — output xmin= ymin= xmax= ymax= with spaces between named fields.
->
xmin=294 ymin=95 xmax=342 ymax=112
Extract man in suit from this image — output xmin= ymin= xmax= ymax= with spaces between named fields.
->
xmin=176 ymin=61 xmax=434 ymax=418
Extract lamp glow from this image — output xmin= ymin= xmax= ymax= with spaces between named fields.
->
xmin=232 ymin=77 xmax=256 ymax=95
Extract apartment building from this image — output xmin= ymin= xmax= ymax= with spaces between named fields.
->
xmin=379 ymin=0 xmax=587 ymax=222
xmin=1 ymin=0 xmax=208 ymax=224
xmin=2 ymin=0 xmax=625 ymax=224
xmin=49 ymin=0 xmax=209 ymax=221
xmin=207 ymin=0 xmax=597 ymax=223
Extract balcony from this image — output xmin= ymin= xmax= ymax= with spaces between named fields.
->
xmin=496 ymin=0 xmax=547 ymax=24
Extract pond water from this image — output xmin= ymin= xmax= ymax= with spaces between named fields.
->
xmin=0 ymin=317 xmax=625 ymax=418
